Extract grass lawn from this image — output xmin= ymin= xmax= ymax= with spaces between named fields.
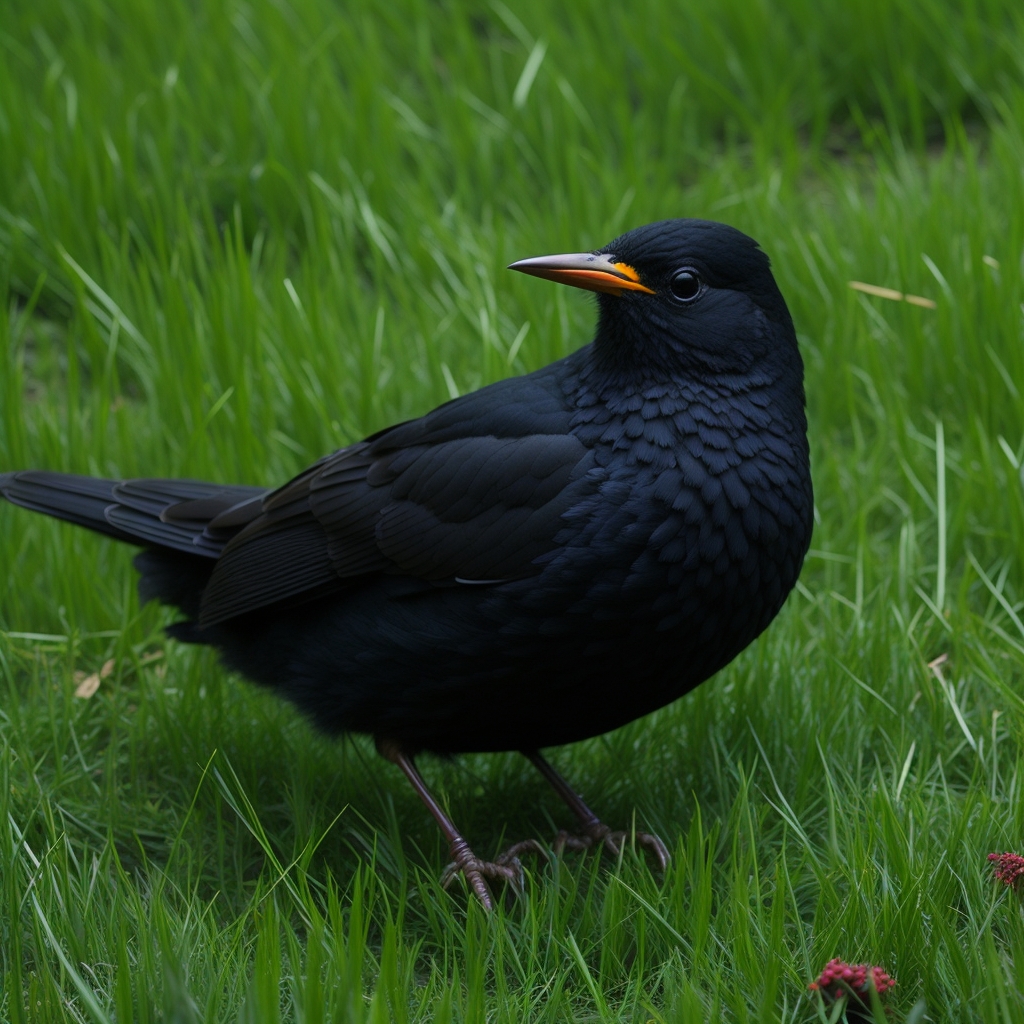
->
xmin=3 ymin=0 xmax=1024 ymax=1019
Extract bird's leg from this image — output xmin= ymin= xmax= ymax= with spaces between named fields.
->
xmin=519 ymin=750 xmax=670 ymax=870
xmin=376 ymin=739 xmax=534 ymax=910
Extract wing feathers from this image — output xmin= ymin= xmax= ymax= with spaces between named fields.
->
xmin=198 ymin=517 xmax=338 ymax=626
xmin=198 ymin=431 xmax=591 ymax=624
xmin=194 ymin=372 xmax=593 ymax=626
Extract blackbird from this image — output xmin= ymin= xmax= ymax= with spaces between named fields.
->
xmin=1 ymin=219 xmax=813 ymax=908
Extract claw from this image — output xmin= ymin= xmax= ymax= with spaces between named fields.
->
xmin=638 ymin=830 xmax=671 ymax=872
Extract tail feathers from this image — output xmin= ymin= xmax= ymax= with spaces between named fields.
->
xmin=1 ymin=470 xmax=267 ymax=557
xmin=0 ymin=471 xmax=136 ymax=542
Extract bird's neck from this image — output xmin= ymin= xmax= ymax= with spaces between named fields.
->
xmin=568 ymin=343 xmax=805 ymax=425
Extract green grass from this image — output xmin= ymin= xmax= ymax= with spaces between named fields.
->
xmin=2 ymin=0 xmax=1024 ymax=1019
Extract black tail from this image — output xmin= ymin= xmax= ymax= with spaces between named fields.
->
xmin=0 ymin=471 xmax=141 ymax=543
xmin=1 ymin=470 xmax=267 ymax=620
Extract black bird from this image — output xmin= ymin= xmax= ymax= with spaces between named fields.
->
xmin=0 ymin=219 xmax=813 ymax=908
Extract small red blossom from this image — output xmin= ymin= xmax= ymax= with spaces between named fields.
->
xmin=988 ymin=852 xmax=1024 ymax=889
xmin=809 ymin=959 xmax=895 ymax=1013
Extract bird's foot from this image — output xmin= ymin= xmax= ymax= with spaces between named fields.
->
xmin=440 ymin=837 xmax=548 ymax=910
xmin=552 ymin=822 xmax=671 ymax=871
xmin=519 ymin=751 xmax=671 ymax=873
xmin=493 ymin=824 xmax=670 ymax=873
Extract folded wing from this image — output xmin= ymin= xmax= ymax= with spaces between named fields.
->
xmin=199 ymin=373 xmax=593 ymax=626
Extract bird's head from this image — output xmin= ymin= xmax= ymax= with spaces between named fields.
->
xmin=510 ymin=218 xmax=800 ymax=381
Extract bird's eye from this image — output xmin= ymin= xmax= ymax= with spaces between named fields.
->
xmin=670 ymin=270 xmax=702 ymax=303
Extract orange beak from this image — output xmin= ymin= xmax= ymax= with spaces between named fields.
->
xmin=508 ymin=252 xmax=655 ymax=296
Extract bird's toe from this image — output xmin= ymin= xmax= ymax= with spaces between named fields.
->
xmin=552 ymin=824 xmax=670 ymax=871
xmin=440 ymin=849 xmax=530 ymax=909
xmin=495 ymin=837 xmax=549 ymax=865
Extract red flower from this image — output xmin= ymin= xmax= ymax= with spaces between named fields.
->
xmin=809 ymin=959 xmax=895 ymax=1017
xmin=988 ymin=852 xmax=1024 ymax=889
